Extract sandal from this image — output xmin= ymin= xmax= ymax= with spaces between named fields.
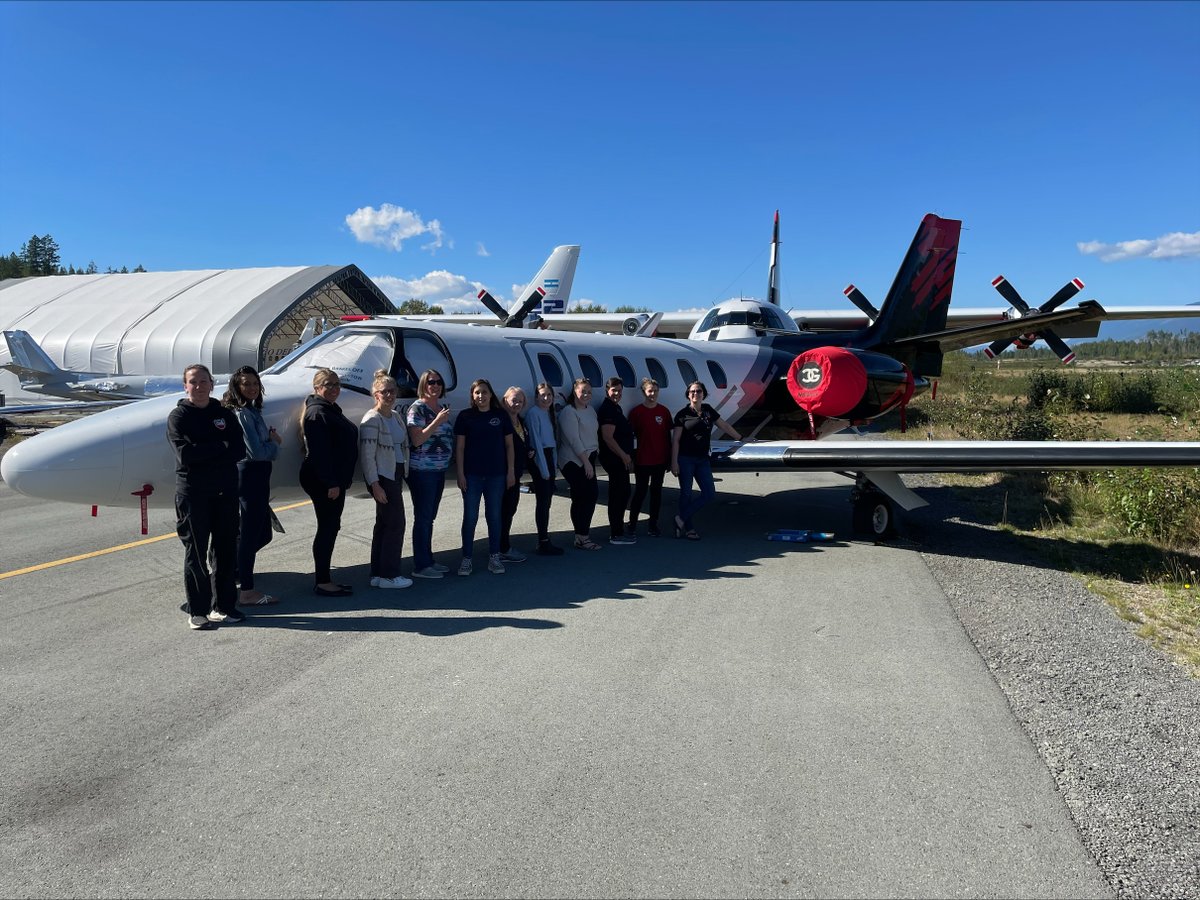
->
xmin=574 ymin=536 xmax=602 ymax=551
xmin=685 ymin=530 xmax=701 ymax=541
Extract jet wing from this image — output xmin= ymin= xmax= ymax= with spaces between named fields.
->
xmin=881 ymin=301 xmax=1106 ymax=354
xmin=714 ymin=437 xmax=1200 ymax=473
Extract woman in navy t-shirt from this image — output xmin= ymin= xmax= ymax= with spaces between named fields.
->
xmin=670 ymin=380 xmax=741 ymax=540
xmin=453 ymin=379 xmax=515 ymax=576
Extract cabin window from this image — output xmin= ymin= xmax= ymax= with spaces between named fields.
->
xmin=696 ymin=309 xmax=720 ymax=332
xmin=537 ymin=352 xmax=565 ymax=388
xmin=677 ymin=359 xmax=699 ymax=387
xmin=579 ymin=354 xmax=603 ymax=389
xmin=646 ymin=357 xmax=668 ymax=388
xmin=706 ymin=360 xmax=728 ymax=390
xmin=614 ymin=356 xmax=636 ymax=388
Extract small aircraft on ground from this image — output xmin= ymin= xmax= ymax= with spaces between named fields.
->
xmin=525 ymin=212 xmax=1200 ymax=353
xmin=4 ymin=211 xmax=1198 ymax=539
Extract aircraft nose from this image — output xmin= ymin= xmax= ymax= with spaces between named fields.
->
xmin=1 ymin=418 xmax=126 ymax=505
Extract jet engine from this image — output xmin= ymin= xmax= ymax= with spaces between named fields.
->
xmin=786 ymin=347 xmax=915 ymax=426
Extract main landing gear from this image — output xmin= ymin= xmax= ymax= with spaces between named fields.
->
xmin=850 ymin=479 xmax=896 ymax=540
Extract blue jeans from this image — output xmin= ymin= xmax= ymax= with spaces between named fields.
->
xmin=407 ymin=468 xmax=447 ymax=571
xmin=676 ymin=454 xmax=715 ymax=531
xmin=461 ymin=473 xmax=505 ymax=557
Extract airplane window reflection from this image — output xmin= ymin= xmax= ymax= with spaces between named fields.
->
xmin=537 ymin=353 xmax=564 ymax=388
xmin=614 ymin=356 xmax=636 ymax=389
xmin=697 ymin=310 xmax=720 ymax=332
xmin=579 ymin=354 xmax=602 ymax=388
xmin=706 ymin=360 xmax=727 ymax=390
xmin=677 ymin=359 xmax=698 ymax=386
xmin=647 ymin=357 xmax=669 ymax=387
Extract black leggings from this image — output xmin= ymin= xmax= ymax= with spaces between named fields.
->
xmin=630 ymin=463 xmax=667 ymax=530
xmin=603 ymin=462 xmax=631 ymax=537
xmin=301 ymin=471 xmax=347 ymax=585
xmin=527 ymin=449 xmax=556 ymax=541
xmin=236 ymin=460 xmax=273 ymax=591
xmin=560 ymin=453 xmax=598 ymax=536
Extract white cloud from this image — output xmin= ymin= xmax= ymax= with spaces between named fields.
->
xmin=345 ymin=204 xmax=446 ymax=253
xmin=371 ymin=270 xmax=488 ymax=313
xmin=476 ymin=242 xmax=490 ymax=257
xmin=1077 ymin=231 xmax=1200 ymax=262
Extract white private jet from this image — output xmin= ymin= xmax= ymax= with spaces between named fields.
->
xmin=4 ymin=214 xmax=1197 ymax=539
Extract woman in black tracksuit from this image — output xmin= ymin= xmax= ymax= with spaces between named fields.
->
xmin=299 ymin=368 xmax=359 ymax=596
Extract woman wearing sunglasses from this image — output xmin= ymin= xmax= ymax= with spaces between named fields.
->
xmin=405 ymin=369 xmax=454 ymax=579
xmin=670 ymin=381 xmax=741 ymax=541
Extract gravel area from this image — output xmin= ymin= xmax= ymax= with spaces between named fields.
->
xmin=902 ymin=476 xmax=1200 ymax=899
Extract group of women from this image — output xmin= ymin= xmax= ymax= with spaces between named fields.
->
xmin=172 ymin=363 xmax=741 ymax=628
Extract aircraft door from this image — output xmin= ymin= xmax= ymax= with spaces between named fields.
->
xmin=521 ymin=340 xmax=575 ymax=403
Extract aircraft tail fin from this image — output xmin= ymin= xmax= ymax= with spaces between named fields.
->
xmin=766 ymin=210 xmax=781 ymax=306
xmin=1 ymin=330 xmax=73 ymax=385
xmin=522 ymin=245 xmax=580 ymax=316
xmin=857 ymin=214 xmax=961 ymax=373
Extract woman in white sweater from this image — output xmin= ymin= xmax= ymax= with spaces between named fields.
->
xmin=359 ymin=370 xmax=412 ymax=589
xmin=556 ymin=377 xmax=602 ymax=550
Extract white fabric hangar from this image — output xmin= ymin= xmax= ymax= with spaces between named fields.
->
xmin=0 ymin=265 xmax=393 ymax=390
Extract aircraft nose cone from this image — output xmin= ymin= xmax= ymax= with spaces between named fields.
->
xmin=1 ymin=419 xmax=126 ymax=505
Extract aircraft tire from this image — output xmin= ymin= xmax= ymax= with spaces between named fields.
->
xmin=852 ymin=489 xmax=895 ymax=540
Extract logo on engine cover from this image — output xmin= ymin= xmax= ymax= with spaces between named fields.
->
xmin=798 ymin=362 xmax=823 ymax=387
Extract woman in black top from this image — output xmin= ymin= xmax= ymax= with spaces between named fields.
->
xmin=597 ymin=376 xmax=636 ymax=545
xmin=670 ymin=380 xmax=741 ymax=540
xmin=299 ymin=368 xmax=359 ymax=596
xmin=498 ymin=386 xmax=532 ymax=563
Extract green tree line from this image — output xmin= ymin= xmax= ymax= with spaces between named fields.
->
xmin=0 ymin=233 xmax=145 ymax=279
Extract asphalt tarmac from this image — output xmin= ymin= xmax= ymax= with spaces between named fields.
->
xmin=0 ymin=465 xmax=1111 ymax=899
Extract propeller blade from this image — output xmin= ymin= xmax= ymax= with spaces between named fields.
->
xmin=843 ymin=285 xmax=880 ymax=320
xmin=991 ymin=275 xmax=1030 ymax=313
xmin=503 ymin=286 xmax=548 ymax=327
xmin=1041 ymin=330 xmax=1076 ymax=364
xmin=982 ymin=336 xmax=1016 ymax=359
xmin=477 ymin=289 xmax=508 ymax=320
xmin=1040 ymin=277 xmax=1085 ymax=313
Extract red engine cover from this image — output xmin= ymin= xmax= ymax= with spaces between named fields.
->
xmin=787 ymin=347 xmax=868 ymax=417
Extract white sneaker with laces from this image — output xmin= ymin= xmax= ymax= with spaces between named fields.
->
xmin=376 ymin=575 xmax=413 ymax=589
xmin=370 ymin=576 xmax=382 ymax=588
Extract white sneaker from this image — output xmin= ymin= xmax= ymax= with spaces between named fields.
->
xmin=457 ymin=558 xmax=473 ymax=577
xmin=370 ymin=576 xmax=382 ymax=588
xmin=376 ymin=575 xmax=413 ymax=589
xmin=412 ymin=566 xmax=444 ymax=579
xmin=488 ymin=554 xmax=506 ymax=574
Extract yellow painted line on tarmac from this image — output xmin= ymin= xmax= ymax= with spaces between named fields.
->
xmin=0 ymin=500 xmax=312 ymax=580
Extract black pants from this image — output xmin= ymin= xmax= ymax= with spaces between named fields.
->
xmin=527 ymin=449 xmax=556 ymax=542
xmin=236 ymin=460 xmax=273 ymax=591
xmin=370 ymin=475 xmax=406 ymax=579
xmin=175 ymin=489 xmax=239 ymax=616
xmin=301 ymin=471 xmax=346 ymax=585
xmin=630 ymin=463 xmax=667 ymax=531
xmin=603 ymin=461 xmax=631 ymax=537
xmin=560 ymin=453 xmax=598 ymax=536
xmin=500 ymin=480 xmax=521 ymax=554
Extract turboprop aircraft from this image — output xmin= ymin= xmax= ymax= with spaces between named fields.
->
xmin=528 ymin=212 xmax=1200 ymax=349
xmin=4 ymin=213 xmax=1198 ymax=539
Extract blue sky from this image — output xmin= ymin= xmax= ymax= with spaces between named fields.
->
xmin=2 ymin=0 xmax=1197 ymax=319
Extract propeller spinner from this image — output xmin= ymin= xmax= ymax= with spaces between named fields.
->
xmin=983 ymin=275 xmax=1085 ymax=364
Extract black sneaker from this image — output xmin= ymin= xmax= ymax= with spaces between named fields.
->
xmin=208 ymin=608 xmax=246 ymax=624
xmin=536 ymin=541 xmax=565 ymax=556
xmin=188 ymin=615 xmax=216 ymax=631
